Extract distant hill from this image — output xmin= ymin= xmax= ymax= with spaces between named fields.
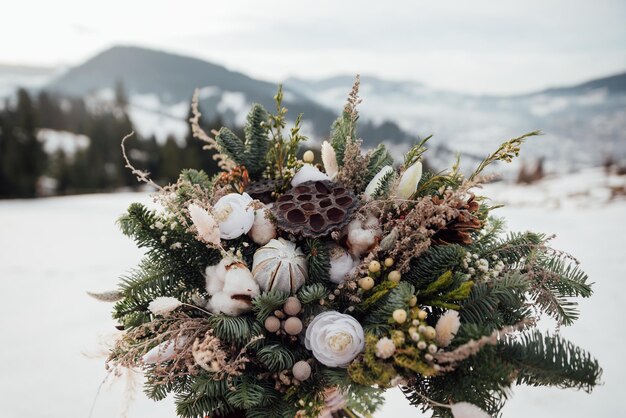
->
xmin=539 ymin=72 xmax=626 ymax=96
xmin=46 ymin=46 xmax=415 ymax=146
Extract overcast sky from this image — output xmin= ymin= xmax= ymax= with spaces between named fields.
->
xmin=3 ymin=0 xmax=625 ymax=94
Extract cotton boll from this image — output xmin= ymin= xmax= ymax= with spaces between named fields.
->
xmin=450 ymin=402 xmax=491 ymax=418
xmin=205 ymin=259 xmax=228 ymax=296
xmin=328 ymin=245 xmax=358 ymax=284
xmin=142 ymin=336 xmax=188 ymax=364
xmin=249 ymin=204 xmax=276 ymax=245
xmin=364 ymin=165 xmax=393 ymax=198
xmin=321 ymin=141 xmax=339 ymax=179
xmin=435 ymin=310 xmax=461 ymax=347
xmin=222 ymin=264 xmax=260 ymax=298
xmin=346 ymin=215 xmax=382 ymax=257
xmin=291 ymin=164 xmax=330 ymax=187
xmin=205 ymin=261 xmax=259 ymax=316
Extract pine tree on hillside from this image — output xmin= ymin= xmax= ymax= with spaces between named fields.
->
xmin=0 ymin=89 xmax=47 ymax=198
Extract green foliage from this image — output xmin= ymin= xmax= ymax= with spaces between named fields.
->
xmin=478 ymin=231 xmax=545 ymax=265
xmin=226 ymin=376 xmax=278 ymax=409
xmin=118 ymin=203 xmax=221 ymax=286
xmin=265 ymin=86 xmax=307 ymax=183
xmin=297 ymin=283 xmax=330 ymax=305
xmin=170 ymin=374 xmax=234 ymax=418
xmin=364 ymin=144 xmax=394 ymax=184
xmin=113 ymin=258 xmax=186 ymax=328
xmin=207 ymin=315 xmax=263 ymax=347
xmin=460 ymin=273 xmax=530 ymax=327
xmin=252 ymin=290 xmax=289 ymax=321
xmin=528 ymin=252 xmax=593 ymax=326
xmin=364 ymin=282 xmax=415 ymax=335
xmin=370 ymin=168 xmax=396 ymax=200
xmin=416 ymin=271 xmax=474 ymax=309
xmin=470 ymin=131 xmax=542 ymax=181
xmin=303 ymin=239 xmax=331 ymax=284
xmin=404 ymin=245 xmax=467 ymax=290
xmin=501 ymin=330 xmax=601 ymax=392
xmin=257 ymin=344 xmax=295 ymax=371
xmin=244 ymin=105 xmax=272 ymax=176
xmin=215 ymin=104 xmax=270 ymax=177
xmin=330 ymin=110 xmax=355 ymax=167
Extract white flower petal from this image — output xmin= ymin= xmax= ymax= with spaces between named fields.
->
xmin=214 ymin=193 xmax=255 ymax=240
xmin=148 ymin=296 xmax=182 ymax=315
xmin=142 ymin=336 xmax=188 ymax=364
xmin=188 ymin=203 xmax=220 ymax=245
xmin=364 ymin=165 xmax=393 ymax=198
xmin=321 ymin=141 xmax=339 ymax=179
xmin=396 ymin=161 xmax=422 ymax=199
xmin=291 ymin=164 xmax=330 ymax=187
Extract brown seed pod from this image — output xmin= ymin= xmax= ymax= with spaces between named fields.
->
xmin=246 ymin=178 xmax=280 ymax=204
xmin=283 ymin=296 xmax=302 ymax=316
xmin=264 ymin=316 xmax=281 ymax=333
xmin=284 ymin=317 xmax=303 ymax=335
xmin=271 ymin=180 xmax=358 ymax=238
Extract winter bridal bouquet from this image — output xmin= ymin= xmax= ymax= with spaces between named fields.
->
xmin=93 ymin=77 xmax=601 ymax=418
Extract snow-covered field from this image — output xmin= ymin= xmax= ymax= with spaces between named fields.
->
xmin=0 ymin=179 xmax=624 ymax=417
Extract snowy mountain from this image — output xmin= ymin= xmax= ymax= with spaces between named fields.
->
xmin=45 ymin=46 xmax=414 ymax=146
xmin=3 ymin=46 xmax=624 ymax=173
xmin=286 ymin=72 xmax=626 ymax=172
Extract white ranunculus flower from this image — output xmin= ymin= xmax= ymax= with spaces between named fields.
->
xmin=396 ymin=161 xmax=423 ymax=199
xmin=213 ymin=193 xmax=255 ymax=240
xmin=291 ymin=164 xmax=330 ymax=187
xmin=305 ymin=311 xmax=365 ymax=367
xmin=188 ymin=203 xmax=221 ymax=245
xmin=364 ymin=165 xmax=393 ymax=198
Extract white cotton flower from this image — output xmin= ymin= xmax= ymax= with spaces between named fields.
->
xmin=148 ymin=296 xmax=182 ymax=315
xmin=435 ymin=310 xmax=461 ymax=347
xmin=328 ymin=244 xmax=358 ymax=284
xmin=249 ymin=204 xmax=277 ymax=245
xmin=188 ymin=203 xmax=221 ymax=245
xmin=396 ymin=160 xmax=423 ymax=199
xmin=142 ymin=336 xmax=188 ymax=364
xmin=364 ymin=165 xmax=393 ymax=198
xmin=450 ymin=402 xmax=492 ymax=418
xmin=205 ymin=261 xmax=260 ymax=316
xmin=346 ymin=215 xmax=382 ymax=257
xmin=321 ymin=140 xmax=339 ymax=179
xmin=375 ymin=337 xmax=396 ymax=359
xmin=213 ymin=193 xmax=255 ymax=240
xmin=205 ymin=259 xmax=229 ymax=296
xmin=305 ymin=311 xmax=365 ymax=367
xmin=291 ymin=164 xmax=330 ymax=187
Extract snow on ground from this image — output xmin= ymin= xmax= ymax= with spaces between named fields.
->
xmin=0 ymin=175 xmax=624 ymax=417
xmin=37 ymin=128 xmax=90 ymax=156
